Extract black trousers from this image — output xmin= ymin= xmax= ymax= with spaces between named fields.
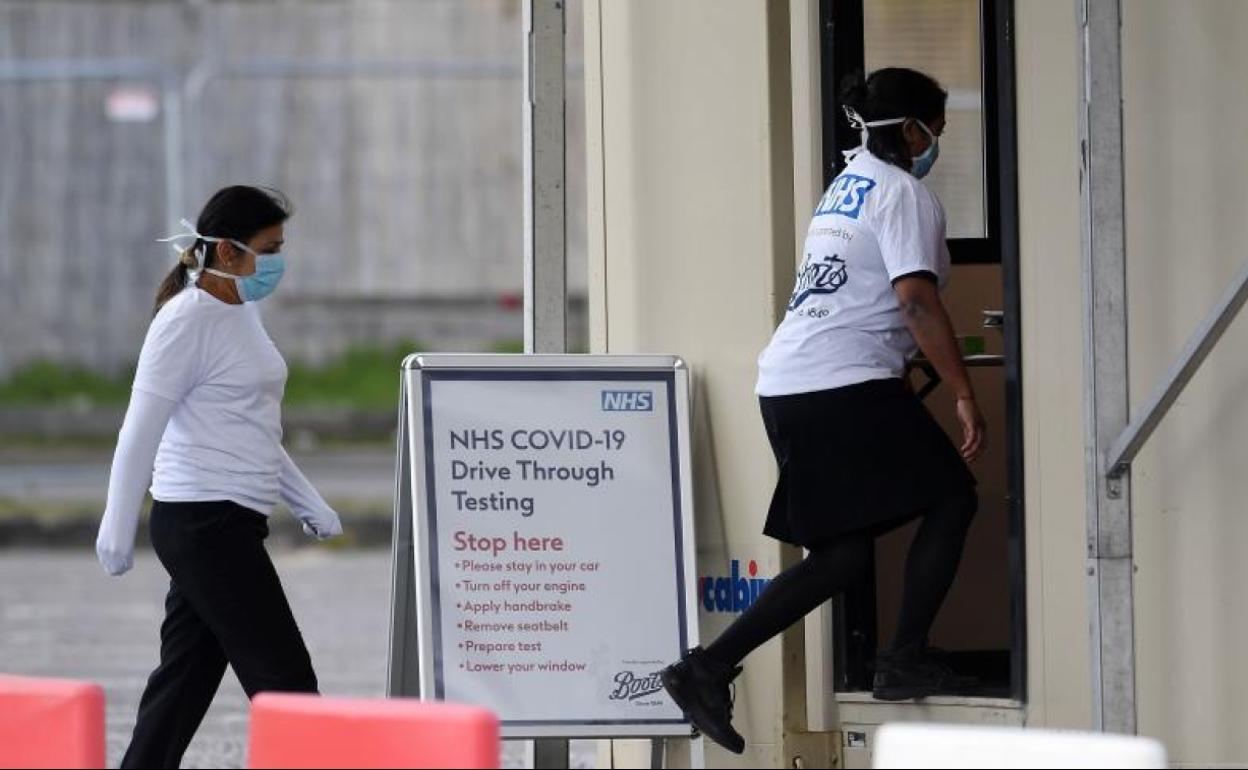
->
xmin=121 ymin=500 xmax=319 ymax=769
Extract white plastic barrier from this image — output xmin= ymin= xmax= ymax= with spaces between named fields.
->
xmin=872 ymin=723 xmax=1167 ymax=769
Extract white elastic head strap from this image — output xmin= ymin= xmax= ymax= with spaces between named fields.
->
xmin=156 ymin=218 xmax=240 ymax=277
xmin=157 ymin=218 xmax=239 ymax=249
xmin=842 ymin=105 xmax=907 ymax=157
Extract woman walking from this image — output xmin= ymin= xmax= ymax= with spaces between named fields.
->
xmin=95 ymin=186 xmax=342 ymax=768
xmin=662 ymin=68 xmax=984 ymax=754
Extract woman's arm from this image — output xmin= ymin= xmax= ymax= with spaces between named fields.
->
xmin=893 ymin=274 xmax=986 ymax=461
xmin=96 ymin=389 xmax=176 ymax=576
xmin=278 ymin=447 xmax=343 ymax=540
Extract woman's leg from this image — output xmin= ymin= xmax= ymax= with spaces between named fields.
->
xmin=887 ymin=490 xmax=978 ymax=653
xmin=705 ymin=533 xmax=873 ymax=666
xmin=160 ymin=503 xmax=319 ymax=697
xmin=121 ymin=581 xmax=229 ymax=770
xmin=206 ymin=539 xmax=319 ymax=697
xmin=872 ymin=490 xmax=979 ymax=701
xmin=663 ymin=535 xmax=873 ymax=754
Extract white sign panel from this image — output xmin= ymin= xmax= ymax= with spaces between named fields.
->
xmin=401 ymin=355 xmax=697 ymax=738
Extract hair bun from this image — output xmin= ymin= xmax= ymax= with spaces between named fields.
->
xmin=839 ymin=71 xmax=869 ymax=113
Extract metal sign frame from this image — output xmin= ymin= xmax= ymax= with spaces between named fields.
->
xmin=388 ymin=353 xmax=698 ymax=740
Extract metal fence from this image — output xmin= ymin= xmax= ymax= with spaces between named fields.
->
xmin=0 ymin=0 xmax=588 ymax=375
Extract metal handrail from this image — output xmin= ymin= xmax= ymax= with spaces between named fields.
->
xmin=1106 ymin=254 xmax=1248 ymax=479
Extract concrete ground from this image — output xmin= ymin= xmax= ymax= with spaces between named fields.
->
xmin=0 ymin=548 xmax=597 ymax=768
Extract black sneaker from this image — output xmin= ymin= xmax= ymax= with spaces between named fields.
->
xmin=660 ymin=647 xmax=746 ymax=755
xmin=872 ymin=645 xmax=978 ymax=702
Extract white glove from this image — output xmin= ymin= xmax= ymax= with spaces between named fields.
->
xmin=302 ymin=512 xmax=343 ymax=541
xmin=96 ymin=536 xmax=135 ymax=577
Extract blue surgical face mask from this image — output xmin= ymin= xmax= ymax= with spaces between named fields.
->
xmin=909 ymin=119 xmax=940 ymax=179
xmin=205 ymin=244 xmax=286 ymax=303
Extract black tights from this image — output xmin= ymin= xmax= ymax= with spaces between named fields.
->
xmin=704 ymin=491 xmax=977 ymax=667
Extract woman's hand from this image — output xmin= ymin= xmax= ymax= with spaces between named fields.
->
xmin=956 ymin=396 xmax=987 ymax=462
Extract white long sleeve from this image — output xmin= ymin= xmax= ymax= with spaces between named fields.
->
xmin=96 ymin=389 xmax=176 ymax=576
xmin=279 ymin=447 xmax=343 ymax=540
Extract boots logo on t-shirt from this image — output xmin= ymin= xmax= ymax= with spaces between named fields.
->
xmin=788 ymin=254 xmax=848 ymax=311
xmin=815 ymin=173 xmax=877 ymax=219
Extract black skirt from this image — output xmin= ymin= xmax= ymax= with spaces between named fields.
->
xmin=760 ymin=377 xmax=976 ymax=547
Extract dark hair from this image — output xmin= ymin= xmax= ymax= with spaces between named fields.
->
xmin=154 ymin=186 xmax=292 ymax=313
xmin=840 ymin=67 xmax=947 ymax=170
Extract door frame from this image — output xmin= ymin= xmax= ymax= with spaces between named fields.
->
xmin=817 ymin=0 xmax=1026 ymax=702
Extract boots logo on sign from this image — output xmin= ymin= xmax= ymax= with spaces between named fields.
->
xmin=608 ymin=670 xmax=665 ymax=701
xmin=699 ymin=559 xmax=771 ymax=614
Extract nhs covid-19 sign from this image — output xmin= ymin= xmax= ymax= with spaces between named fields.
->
xmin=395 ymin=356 xmax=697 ymax=739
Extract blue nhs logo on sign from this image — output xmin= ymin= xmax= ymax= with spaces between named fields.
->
xmin=601 ymin=390 xmax=654 ymax=412
xmin=814 ymin=174 xmax=876 ymax=219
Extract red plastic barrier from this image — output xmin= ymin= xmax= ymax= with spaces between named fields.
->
xmin=247 ymin=693 xmax=500 ymax=769
xmin=0 ymin=674 xmax=105 ymax=770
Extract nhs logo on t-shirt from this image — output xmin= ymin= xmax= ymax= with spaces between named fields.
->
xmin=815 ymin=174 xmax=876 ymax=219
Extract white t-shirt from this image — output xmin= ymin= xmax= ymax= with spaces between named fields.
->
xmin=133 ymin=287 xmax=287 ymax=514
xmin=756 ymin=150 xmax=950 ymax=397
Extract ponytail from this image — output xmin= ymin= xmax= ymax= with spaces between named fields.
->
xmin=840 ymin=75 xmax=870 ymax=118
xmin=153 ymin=245 xmax=202 ymax=315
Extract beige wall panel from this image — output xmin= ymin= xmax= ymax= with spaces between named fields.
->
xmin=1014 ymin=0 xmax=1093 ymax=731
xmin=1123 ymin=1 xmax=1248 ymax=763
